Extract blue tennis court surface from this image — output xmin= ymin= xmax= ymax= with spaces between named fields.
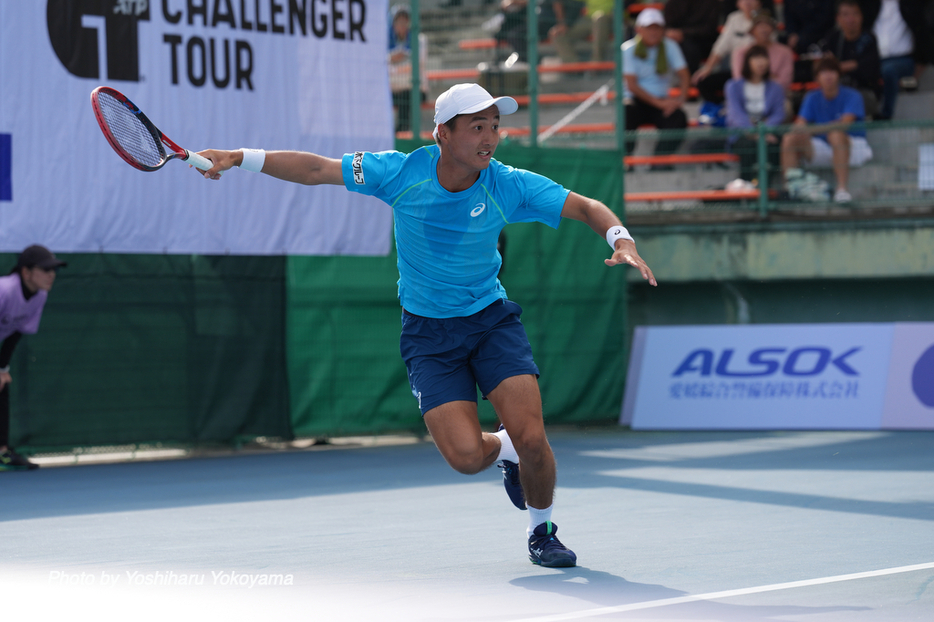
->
xmin=2 ymin=429 xmax=933 ymax=620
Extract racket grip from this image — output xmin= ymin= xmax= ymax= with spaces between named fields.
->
xmin=185 ymin=150 xmax=223 ymax=176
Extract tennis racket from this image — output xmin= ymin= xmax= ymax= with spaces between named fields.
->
xmin=90 ymin=86 xmax=217 ymax=174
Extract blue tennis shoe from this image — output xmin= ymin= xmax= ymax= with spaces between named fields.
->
xmin=528 ymin=521 xmax=577 ymax=567
xmin=498 ymin=458 xmax=526 ymax=510
xmin=496 ymin=425 xmax=526 ymax=510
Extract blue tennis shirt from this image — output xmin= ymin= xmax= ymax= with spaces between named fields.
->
xmin=341 ymin=144 xmax=569 ymax=318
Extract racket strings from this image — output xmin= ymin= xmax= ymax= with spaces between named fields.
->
xmin=96 ymin=93 xmax=164 ymax=168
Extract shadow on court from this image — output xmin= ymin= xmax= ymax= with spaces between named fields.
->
xmin=511 ymin=567 xmax=869 ymax=620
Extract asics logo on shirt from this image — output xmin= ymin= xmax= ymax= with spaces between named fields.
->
xmin=470 ymin=203 xmax=486 ymax=217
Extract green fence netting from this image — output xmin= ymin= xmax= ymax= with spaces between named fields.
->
xmin=7 ymin=254 xmax=290 ymax=452
xmin=286 ymin=143 xmax=628 ymax=436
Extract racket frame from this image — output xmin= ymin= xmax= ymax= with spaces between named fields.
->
xmin=90 ymin=86 xmax=215 ymax=173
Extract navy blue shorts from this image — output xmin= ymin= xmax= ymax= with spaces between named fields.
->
xmin=400 ymin=299 xmax=540 ymax=415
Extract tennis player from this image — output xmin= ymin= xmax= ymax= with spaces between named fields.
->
xmin=0 ymin=245 xmax=66 ymax=471
xmin=198 ymin=83 xmax=656 ymax=567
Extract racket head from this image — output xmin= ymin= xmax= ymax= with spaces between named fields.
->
xmin=91 ymin=86 xmax=182 ymax=172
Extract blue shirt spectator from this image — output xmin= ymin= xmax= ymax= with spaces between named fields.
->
xmin=781 ymin=56 xmax=872 ymax=203
xmin=798 ymin=82 xmax=867 ymax=139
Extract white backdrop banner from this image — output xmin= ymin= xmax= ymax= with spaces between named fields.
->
xmin=0 ymin=0 xmax=394 ymax=255
xmin=619 ymin=323 xmax=933 ymax=430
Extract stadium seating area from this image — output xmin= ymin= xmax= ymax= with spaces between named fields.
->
xmin=397 ymin=0 xmax=934 ymax=215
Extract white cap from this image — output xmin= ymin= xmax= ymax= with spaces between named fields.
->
xmin=634 ymin=7 xmax=665 ymax=28
xmin=432 ymin=83 xmax=518 ymax=138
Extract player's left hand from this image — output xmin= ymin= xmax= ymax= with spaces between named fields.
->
xmin=606 ymin=239 xmax=657 ymax=286
xmin=0 ymin=371 xmax=11 ymax=391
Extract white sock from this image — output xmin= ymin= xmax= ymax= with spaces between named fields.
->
xmin=527 ymin=504 xmax=553 ymax=538
xmin=493 ymin=427 xmax=519 ymax=464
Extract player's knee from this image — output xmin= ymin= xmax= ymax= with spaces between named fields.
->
xmin=450 ymin=461 xmax=483 ymax=475
xmin=511 ymin=428 xmax=551 ymax=464
xmin=442 ymin=446 xmax=486 ymax=475
xmin=827 ymin=130 xmax=849 ymax=146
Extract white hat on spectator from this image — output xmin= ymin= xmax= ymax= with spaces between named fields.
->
xmin=433 ymin=83 xmax=518 ymax=139
xmin=634 ymin=7 xmax=665 ymax=28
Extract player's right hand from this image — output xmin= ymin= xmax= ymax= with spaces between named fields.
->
xmin=194 ymin=149 xmax=238 ymax=180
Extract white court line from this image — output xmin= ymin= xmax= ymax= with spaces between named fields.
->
xmin=507 ymin=561 xmax=934 ymax=622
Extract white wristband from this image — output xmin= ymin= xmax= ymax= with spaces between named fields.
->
xmin=0 ymin=366 xmax=9 ymax=374
xmin=606 ymin=225 xmax=634 ymax=250
xmin=239 ymin=148 xmax=266 ymax=173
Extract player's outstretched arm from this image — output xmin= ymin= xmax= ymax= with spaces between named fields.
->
xmin=195 ymin=149 xmax=343 ymax=186
xmin=560 ymin=192 xmax=658 ymax=286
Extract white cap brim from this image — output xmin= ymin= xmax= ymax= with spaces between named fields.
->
xmin=435 ymin=96 xmax=518 ymax=126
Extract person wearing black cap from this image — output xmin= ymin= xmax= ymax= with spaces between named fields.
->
xmin=0 ymin=245 xmax=66 ymax=471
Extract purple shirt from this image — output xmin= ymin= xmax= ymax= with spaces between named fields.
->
xmin=0 ymin=274 xmax=48 ymax=341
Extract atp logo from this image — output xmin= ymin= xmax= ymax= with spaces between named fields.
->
xmin=47 ymin=0 xmax=150 ymax=82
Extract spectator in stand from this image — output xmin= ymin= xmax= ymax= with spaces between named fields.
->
xmin=819 ymin=0 xmax=882 ymax=118
xmin=781 ymin=57 xmax=873 ymax=203
xmin=731 ymin=11 xmax=795 ymax=93
xmin=725 ymin=45 xmax=787 ymax=184
xmin=862 ymin=0 xmax=934 ymax=120
xmin=493 ymin=0 xmax=559 ymax=64
xmin=721 ymin=0 xmax=775 ymax=17
xmin=552 ymin=0 xmax=613 ymax=63
xmin=662 ymin=0 xmax=721 ymax=74
xmin=692 ymin=0 xmax=762 ymax=104
xmin=493 ymin=0 xmax=531 ymax=63
xmin=622 ymin=8 xmax=690 ymax=159
xmin=389 ymin=6 xmax=428 ymax=133
xmin=783 ymin=0 xmax=836 ymax=55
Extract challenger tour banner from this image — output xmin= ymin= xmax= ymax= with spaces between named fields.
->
xmin=0 ymin=0 xmax=393 ymax=255
xmin=621 ymin=322 xmax=934 ymax=430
